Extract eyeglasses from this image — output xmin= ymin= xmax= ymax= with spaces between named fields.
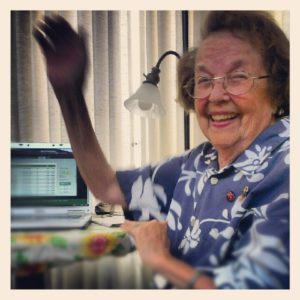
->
xmin=183 ymin=71 xmax=270 ymax=100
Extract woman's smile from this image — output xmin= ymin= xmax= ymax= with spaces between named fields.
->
xmin=208 ymin=111 xmax=239 ymax=128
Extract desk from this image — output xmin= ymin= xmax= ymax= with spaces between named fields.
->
xmin=11 ymin=215 xmax=135 ymax=288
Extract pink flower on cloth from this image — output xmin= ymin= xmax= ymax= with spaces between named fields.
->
xmin=83 ymin=234 xmax=116 ymax=257
xmin=91 ymin=236 xmax=107 ymax=254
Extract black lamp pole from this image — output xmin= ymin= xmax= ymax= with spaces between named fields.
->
xmin=182 ymin=11 xmax=190 ymax=150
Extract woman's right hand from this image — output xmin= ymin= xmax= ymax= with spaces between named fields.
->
xmin=33 ymin=15 xmax=87 ymax=93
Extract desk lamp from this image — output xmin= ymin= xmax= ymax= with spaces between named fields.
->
xmin=124 ymin=50 xmax=181 ymax=118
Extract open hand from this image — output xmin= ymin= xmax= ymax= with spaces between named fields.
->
xmin=33 ymin=15 xmax=87 ymax=92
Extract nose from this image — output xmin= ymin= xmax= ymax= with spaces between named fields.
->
xmin=208 ymin=77 xmax=229 ymax=102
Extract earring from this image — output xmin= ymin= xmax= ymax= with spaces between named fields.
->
xmin=277 ymin=108 xmax=285 ymax=116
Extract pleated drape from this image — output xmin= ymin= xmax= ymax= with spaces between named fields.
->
xmin=11 ymin=10 xmax=186 ymax=169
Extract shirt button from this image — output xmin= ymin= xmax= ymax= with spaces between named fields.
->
xmin=210 ymin=177 xmax=218 ymax=185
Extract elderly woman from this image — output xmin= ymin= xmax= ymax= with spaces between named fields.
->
xmin=33 ymin=11 xmax=289 ymax=289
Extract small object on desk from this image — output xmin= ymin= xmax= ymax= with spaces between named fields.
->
xmin=91 ymin=214 xmax=125 ymax=228
xmin=95 ymin=203 xmax=114 ymax=215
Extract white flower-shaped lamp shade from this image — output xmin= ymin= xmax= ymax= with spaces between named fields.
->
xmin=124 ymin=82 xmax=165 ymax=118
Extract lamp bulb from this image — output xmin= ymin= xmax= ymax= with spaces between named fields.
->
xmin=138 ymin=101 xmax=152 ymax=111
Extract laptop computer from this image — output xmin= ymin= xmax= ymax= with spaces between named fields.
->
xmin=11 ymin=143 xmax=92 ymax=230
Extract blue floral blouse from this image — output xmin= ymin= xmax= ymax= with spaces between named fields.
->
xmin=116 ymin=117 xmax=290 ymax=289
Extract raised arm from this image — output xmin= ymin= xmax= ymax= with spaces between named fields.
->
xmin=33 ymin=15 xmax=126 ymax=207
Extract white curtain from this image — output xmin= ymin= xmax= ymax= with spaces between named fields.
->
xmin=11 ymin=10 xmax=185 ymax=170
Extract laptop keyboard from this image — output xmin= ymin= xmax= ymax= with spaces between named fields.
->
xmin=12 ymin=214 xmax=82 ymax=221
xmin=11 ymin=213 xmax=91 ymax=230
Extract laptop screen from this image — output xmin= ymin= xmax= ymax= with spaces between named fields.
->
xmin=11 ymin=143 xmax=88 ymax=207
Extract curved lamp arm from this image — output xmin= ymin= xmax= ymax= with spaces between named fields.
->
xmin=155 ymin=50 xmax=181 ymax=68
xmin=142 ymin=50 xmax=181 ymax=86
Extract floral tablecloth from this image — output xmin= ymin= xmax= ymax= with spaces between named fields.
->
xmin=11 ymin=223 xmax=133 ymax=268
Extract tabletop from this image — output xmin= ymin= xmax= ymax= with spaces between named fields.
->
xmin=11 ymin=215 xmax=133 ymax=269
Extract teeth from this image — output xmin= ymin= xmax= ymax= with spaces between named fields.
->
xmin=210 ymin=114 xmax=237 ymax=121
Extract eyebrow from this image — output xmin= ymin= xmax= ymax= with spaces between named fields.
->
xmin=195 ymin=59 xmax=246 ymax=76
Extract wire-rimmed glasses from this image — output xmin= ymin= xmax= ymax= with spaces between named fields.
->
xmin=183 ymin=71 xmax=270 ymax=100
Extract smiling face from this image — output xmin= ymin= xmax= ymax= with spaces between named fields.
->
xmin=194 ymin=31 xmax=276 ymax=168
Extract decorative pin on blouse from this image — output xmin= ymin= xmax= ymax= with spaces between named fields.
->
xmin=237 ymin=186 xmax=250 ymax=202
xmin=226 ymin=191 xmax=236 ymax=202
xmin=242 ymin=186 xmax=249 ymax=196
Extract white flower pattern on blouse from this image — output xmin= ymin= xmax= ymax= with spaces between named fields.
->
xmin=179 ymin=216 xmax=201 ymax=254
xmin=167 ymin=200 xmax=183 ymax=231
xmin=117 ymin=117 xmax=290 ymax=289
xmin=233 ymin=145 xmax=272 ymax=182
xmin=128 ymin=175 xmax=167 ymax=220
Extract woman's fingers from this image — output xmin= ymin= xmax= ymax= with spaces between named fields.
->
xmin=33 ymin=15 xmax=78 ymax=54
xmin=32 ymin=23 xmax=54 ymax=56
xmin=121 ymin=220 xmax=141 ymax=235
